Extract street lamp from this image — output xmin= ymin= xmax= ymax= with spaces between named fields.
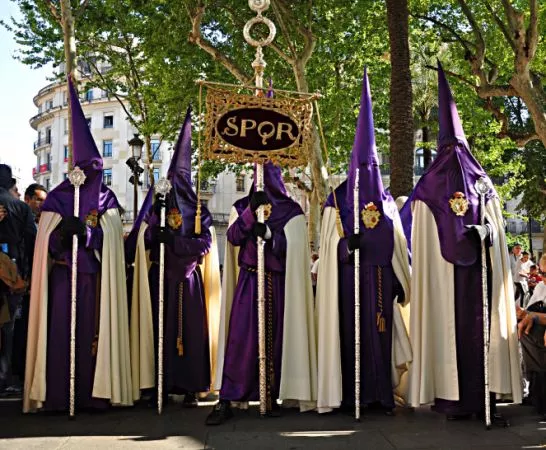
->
xmin=126 ymin=134 xmax=144 ymax=222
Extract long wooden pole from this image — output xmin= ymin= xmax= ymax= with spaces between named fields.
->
xmin=353 ymin=169 xmax=361 ymax=421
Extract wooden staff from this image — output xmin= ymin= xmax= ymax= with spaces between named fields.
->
xmin=67 ymin=166 xmax=86 ymax=418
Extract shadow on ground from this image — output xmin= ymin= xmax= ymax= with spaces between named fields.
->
xmin=0 ymin=398 xmax=544 ymax=449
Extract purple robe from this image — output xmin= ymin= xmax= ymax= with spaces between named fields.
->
xmin=143 ymin=107 xmax=214 ymax=394
xmin=220 ymin=163 xmax=302 ymax=402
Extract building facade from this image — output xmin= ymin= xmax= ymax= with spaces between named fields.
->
xmin=30 ymin=79 xmax=170 ymax=225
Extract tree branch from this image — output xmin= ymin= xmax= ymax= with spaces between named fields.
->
xmin=187 ymin=4 xmax=251 ymax=84
xmin=526 ymin=0 xmax=539 ymax=61
xmin=425 ymin=65 xmax=475 ymax=87
xmin=412 ymin=13 xmax=474 ymax=53
xmin=74 ymin=0 xmax=90 ymax=19
xmin=270 ymin=0 xmax=298 ymax=62
xmin=481 ymin=0 xmax=515 ymax=50
xmin=43 ymin=0 xmax=60 ymax=22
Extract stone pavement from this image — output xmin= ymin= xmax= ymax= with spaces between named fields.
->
xmin=0 ymin=397 xmax=545 ymax=449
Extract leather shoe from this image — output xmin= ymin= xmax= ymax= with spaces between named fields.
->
xmin=206 ymin=401 xmax=233 ymax=426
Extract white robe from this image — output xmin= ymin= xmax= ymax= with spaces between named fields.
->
xmin=407 ymin=199 xmax=522 ymax=407
xmin=315 ymin=206 xmax=412 ymax=413
xmin=24 ymin=209 xmax=133 ymax=412
xmin=215 ymin=208 xmax=317 ymax=411
xmin=130 ymin=223 xmax=222 ymax=398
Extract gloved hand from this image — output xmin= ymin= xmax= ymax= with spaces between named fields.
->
xmin=60 ymin=216 xmax=86 ymax=249
xmin=153 ymin=226 xmax=174 ymax=246
xmin=347 ymin=233 xmax=361 ymax=252
xmin=464 ymin=224 xmax=489 ymax=242
xmin=250 ymin=191 xmax=270 ymax=212
xmin=252 ymin=222 xmax=270 ymax=240
xmin=154 ymin=194 xmax=167 ymax=215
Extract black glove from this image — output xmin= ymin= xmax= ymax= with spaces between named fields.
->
xmin=464 ymin=224 xmax=489 ymax=242
xmin=252 ymin=222 xmax=269 ymax=240
xmin=153 ymin=226 xmax=174 ymax=246
xmin=60 ymin=216 xmax=86 ymax=249
xmin=347 ymin=233 xmax=361 ymax=252
xmin=154 ymin=194 xmax=167 ymax=215
xmin=249 ymin=191 xmax=270 ymax=212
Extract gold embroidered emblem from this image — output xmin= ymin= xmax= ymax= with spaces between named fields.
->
xmin=361 ymin=202 xmax=381 ymax=229
xmin=85 ymin=209 xmax=99 ymax=228
xmin=449 ymin=192 xmax=469 ymax=217
xmin=263 ymin=203 xmax=272 ymax=221
xmin=167 ymin=208 xmax=183 ymax=230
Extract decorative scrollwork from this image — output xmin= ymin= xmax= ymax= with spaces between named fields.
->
xmin=248 ymin=0 xmax=270 ymax=13
xmin=243 ymin=16 xmax=276 ymax=48
xmin=68 ymin=166 xmax=86 ymax=187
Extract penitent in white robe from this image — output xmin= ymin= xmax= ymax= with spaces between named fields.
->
xmin=407 ymin=198 xmax=522 ymax=407
xmin=24 ymin=209 xmax=133 ymax=412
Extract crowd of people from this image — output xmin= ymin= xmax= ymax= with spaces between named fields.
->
xmin=0 ymin=67 xmax=544 ymax=428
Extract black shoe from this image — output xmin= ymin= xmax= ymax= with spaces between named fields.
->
xmin=182 ymin=392 xmax=198 ymax=408
xmin=266 ymin=402 xmax=281 ymax=418
xmin=206 ymin=401 xmax=233 ymax=426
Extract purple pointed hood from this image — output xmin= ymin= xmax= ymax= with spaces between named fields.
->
xmin=146 ymin=107 xmax=212 ymax=236
xmin=405 ymin=61 xmax=495 ymax=266
xmin=43 ymin=76 xmax=119 ymax=218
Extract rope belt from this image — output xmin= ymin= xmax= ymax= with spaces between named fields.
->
xmin=376 ymin=267 xmax=386 ymax=333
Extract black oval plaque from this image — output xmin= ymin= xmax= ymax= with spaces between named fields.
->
xmin=216 ymin=107 xmax=300 ymax=151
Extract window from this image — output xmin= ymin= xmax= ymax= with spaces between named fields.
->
xmin=153 ymin=168 xmax=160 ymax=184
xmin=103 ymin=140 xmax=113 ymax=157
xmin=46 ymin=99 xmax=53 ymax=110
xmin=63 ymin=145 xmax=69 ymax=161
xmin=63 ymin=173 xmax=68 ymax=181
xmin=85 ymin=89 xmax=93 ymax=102
xmin=236 ymin=175 xmax=245 ymax=192
xmin=201 ymin=199 xmax=209 ymax=209
xmin=47 ymin=153 xmax=51 ymax=170
xmin=62 ymin=91 xmax=68 ymax=106
xmin=103 ymin=114 xmax=113 ymax=128
xmin=45 ymin=127 xmax=52 ymax=144
xmin=86 ymin=117 xmax=92 ymax=128
xmin=151 ymin=140 xmax=161 ymax=160
xmin=45 ymin=178 xmax=50 ymax=191
xmin=64 ymin=118 xmax=68 ymax=135
xmin=103 ymin=168 xmax=112 ymax=186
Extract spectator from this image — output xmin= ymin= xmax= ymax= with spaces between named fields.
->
xmin=517 ymin=255 xmax=546 ymax=419
xmin=528 ymin=265 xmax=543 ymax=297
xmin=8 ymin=185 xmax=20 ymax=200
xmin=24 ymin=183 xmax=47 ymax=224
xmin=0 ymin=164 xmax=36 ymax=395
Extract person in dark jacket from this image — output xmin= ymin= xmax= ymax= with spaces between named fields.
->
xmin=0 ymin=164 xmax=36 ymax=393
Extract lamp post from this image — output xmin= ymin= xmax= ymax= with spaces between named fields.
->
xmin=126 ymin=134 xmax=144 ymax=222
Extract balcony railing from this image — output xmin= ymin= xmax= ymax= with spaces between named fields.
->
xmin=39 ymin=163 xmax=51 ymax=174
xmin=212 ymin=213 xmax=230 ymax=225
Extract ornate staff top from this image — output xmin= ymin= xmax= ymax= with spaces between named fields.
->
xmin=68 ymin=166 xmax=86 ymax=187
xmin=475 ymin=177 xmax=491 ymax=196
xmin=154 ymin=177 xmax=172 ymax=197
xmin=244 ymin=0 xmax=276 ymax=77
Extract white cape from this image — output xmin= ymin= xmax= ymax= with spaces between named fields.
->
xmin=130 ymin=223 xmax=221 ymax=398
xmin=24 ymin=209 xmax=133 ymax=412
xmin=215 ymin=208 xmax=317 ymax=411
xmin=408 ymin=199 xmax=522 ymax=407
xmin=315 ymin=206 xmax=412 ymax=413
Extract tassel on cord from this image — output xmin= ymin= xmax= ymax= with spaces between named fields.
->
xmin=195 ymin=82 xmax=203 ymax=235
xmin=314 ymin=100 xmax=344 ymax=238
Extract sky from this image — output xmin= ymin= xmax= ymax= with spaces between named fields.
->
xmin=0 ymin=1 xmax=52 ymax=189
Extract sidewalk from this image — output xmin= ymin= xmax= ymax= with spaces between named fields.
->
xmin=0 ymin=398 xmax=544 ymax=449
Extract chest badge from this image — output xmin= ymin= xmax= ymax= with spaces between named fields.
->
xmin=361 ymin=202 xmax=381 ymax=229
xmin=167 ymin=208 xmax=183 ymax=230
xmin=449 ymin=192 xmax=469 ymax=217
xmin=85 ymin=209 xmax=99 ymax=228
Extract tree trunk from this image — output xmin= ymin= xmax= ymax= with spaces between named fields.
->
xmin=144 ymin=135 xmax=154 ymax=188
xmin=422 ymin=123 xmax=432 ymax=169
xmin=60 ymin=0 xmax=77 ymax=170
xmin=386 ymin=0 xmax=414 ymax=198
xmin=293 ymin=62 xmax=327 ymax=251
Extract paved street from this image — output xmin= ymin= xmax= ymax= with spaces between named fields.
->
xmin=0 ymin=397 xmax=545 ymax=449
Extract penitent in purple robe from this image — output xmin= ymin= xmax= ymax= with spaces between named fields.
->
xmin=40 ymin=79 xmax=121 ymax=411
xmin=323 ymin=69 xmax=403 ymax=409
xmin=143 ymin=108 xmax=213 ymax=394
xmin=220 ymin=163 xmax=302 ymax=402
xmin=401 ymin=63 xmax=496 ymax=415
